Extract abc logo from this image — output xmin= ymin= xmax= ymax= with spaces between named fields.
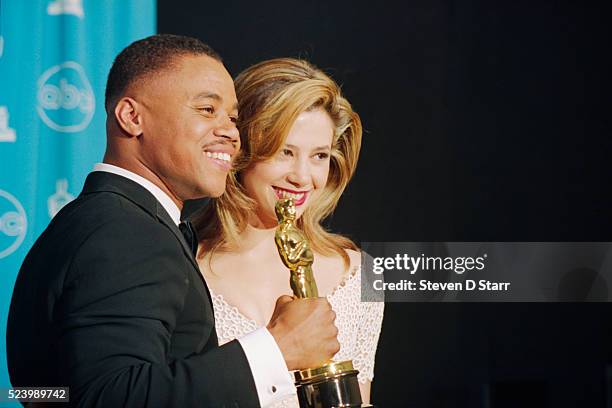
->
xmin=37 ymin=61 xmax=95 ymax=133
xmin=0 ymin=190 xmax=27 ymax=259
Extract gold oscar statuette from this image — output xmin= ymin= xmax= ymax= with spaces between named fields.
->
xmin=275 ymin=198 xmax=369 ymax=408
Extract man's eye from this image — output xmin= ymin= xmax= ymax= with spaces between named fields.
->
xmin=200 ymin=106 xmax=215 ymax=114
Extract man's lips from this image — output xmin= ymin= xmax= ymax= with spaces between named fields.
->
xmin=203 ymin=146 xmax=235 ymax=171
xmin=273 ymin=186 xmax=310 ymax=206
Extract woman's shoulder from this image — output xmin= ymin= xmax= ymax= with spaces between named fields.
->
xmin=345 ymin=248 xmax=362 ymax=270
xmin=316 ymin=248 xmax=360 ymax=271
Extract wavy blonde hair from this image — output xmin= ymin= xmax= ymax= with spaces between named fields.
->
xmin=193 ymin=58 xmax=362 ymax=268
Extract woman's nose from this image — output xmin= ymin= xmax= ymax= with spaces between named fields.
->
xmin=287 ymin=159 xmax=310 ymax=186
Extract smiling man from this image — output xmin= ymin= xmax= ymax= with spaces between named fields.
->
xmin=7 ymin=35 xmax=340 ymax=407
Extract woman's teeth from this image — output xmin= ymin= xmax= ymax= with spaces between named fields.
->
xmin=275 ymin=189 xmax=305 ymax=200
xmin=206 ymin=151 xmax=231 ymax=162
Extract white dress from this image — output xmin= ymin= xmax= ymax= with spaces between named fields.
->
xmin=211 ymin=266 xmax=385 ymax=407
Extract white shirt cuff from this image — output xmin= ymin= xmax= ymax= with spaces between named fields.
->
xmin=238 ymin=327 xmax=296 ymax=406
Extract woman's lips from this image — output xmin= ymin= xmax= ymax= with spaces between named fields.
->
xmin=273 ymin=187 xmax=309 ymax=206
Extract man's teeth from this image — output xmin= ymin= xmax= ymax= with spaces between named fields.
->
xmin=276 ymin=189 xmax=305 ymax=200
xmin=205 ymin=151 xmax=231 ymax=162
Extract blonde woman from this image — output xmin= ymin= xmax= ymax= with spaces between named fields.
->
xmin=194 ymin=58 xmax=384 ymax=406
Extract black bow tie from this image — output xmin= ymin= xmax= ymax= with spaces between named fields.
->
xmin=178 ymin=220 xmax=198 ymax=257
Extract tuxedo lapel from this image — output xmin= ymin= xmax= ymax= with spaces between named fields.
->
xmin=156 ymin=209 xmax=215 ymax=310
xmin=81 ymin=171 xmax=214 ymax=308
xmin=82 ymin=172 xmax=195 ymax=264
xmin=155 ymin=205 xmax=199 ymax=270
xmin=82 ymin=171 xmax=158 ymax=217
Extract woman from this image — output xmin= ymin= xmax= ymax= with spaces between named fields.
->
xmin=194 ymin=58 xmax=383 ymax=406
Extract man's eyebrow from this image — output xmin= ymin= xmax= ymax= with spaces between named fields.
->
xmin=193 ymin=92 xmax=238 ymax=112
xmin=193 ymin=92 xmax=222 ymax=101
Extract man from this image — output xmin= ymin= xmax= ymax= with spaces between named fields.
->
xmin=7 ymin=34 xmax=340 ymax=407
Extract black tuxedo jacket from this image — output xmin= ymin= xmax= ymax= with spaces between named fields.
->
xmin=7 ymin=172 xmax=259 ymax=407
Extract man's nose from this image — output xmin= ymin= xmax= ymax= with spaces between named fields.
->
xmin=214 ymin=115 xmax=240 ymax=146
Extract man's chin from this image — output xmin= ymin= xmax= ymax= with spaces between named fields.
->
xmin=182 ymin=182 xmax=226 ymax=202
xmin=201 ymin=182 xmax=227 ymax=199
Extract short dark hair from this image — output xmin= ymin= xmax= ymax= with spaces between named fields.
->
xmin=105 ymin=34 xmax=222 ymax=112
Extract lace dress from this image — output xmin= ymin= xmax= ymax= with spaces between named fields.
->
xmin=212 ymin=267 xmax=384 ymax=407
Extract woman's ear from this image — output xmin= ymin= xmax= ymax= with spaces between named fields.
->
xmin=114 ymin=97 xmax=143 ymax=137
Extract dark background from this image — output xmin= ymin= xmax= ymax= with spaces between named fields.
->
xmin=160 ymin=1 xmax=612 ymax=407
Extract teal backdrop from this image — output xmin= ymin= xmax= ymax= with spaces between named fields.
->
xmin=0 ymin=0 xmax=156 ymax=397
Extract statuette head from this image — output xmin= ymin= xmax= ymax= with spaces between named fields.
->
xmin=275 ymin=198 xmax=296 ymax=222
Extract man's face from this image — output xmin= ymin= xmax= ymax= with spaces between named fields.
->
xmin=137 ymin=54 xmax=239 ymax=202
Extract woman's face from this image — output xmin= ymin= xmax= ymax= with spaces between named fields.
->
xmin=242 ymin=108 xmax=334 ymax=228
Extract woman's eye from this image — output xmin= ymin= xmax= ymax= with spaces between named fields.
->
xmin=229 ymin=116 xmax=238 ymax=124
xmin=314 ymin=152 xmax=330 ymax=160
xmin=200 ymin=106 xmax=215 ymax=114
xmin=282 ymin=149 xmax=293 ymax=157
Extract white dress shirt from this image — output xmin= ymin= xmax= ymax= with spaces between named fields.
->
xmin=93 ymin=163 xmax=295 ymax=406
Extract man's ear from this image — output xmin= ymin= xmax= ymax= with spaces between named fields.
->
xmin=114 ymin=97 xmax=143 ymax=137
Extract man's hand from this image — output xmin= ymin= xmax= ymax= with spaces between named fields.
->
xmin=267 ymin=295 xmax=340 ymax=370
